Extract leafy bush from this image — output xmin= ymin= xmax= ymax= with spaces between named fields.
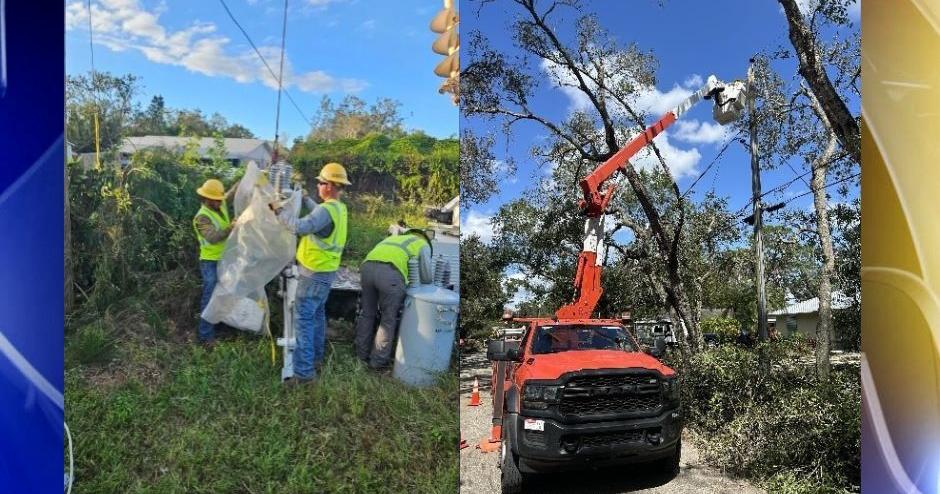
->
xmin=669 ymin=343 xmax=860 ymax=492
xmin=290 ymin=132 xmax=458 ymax=205
xmin=699 ymin=316 xmax=739 ymax=344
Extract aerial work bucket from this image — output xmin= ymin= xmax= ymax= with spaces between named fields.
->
xmin=713 ymin=80 xmax=747 ymax=125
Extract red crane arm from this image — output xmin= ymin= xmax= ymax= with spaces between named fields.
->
xmin=555 ymin=76 xmax=744 ymax=320
xmin=555 ymin=111 xmax=679 ymax=319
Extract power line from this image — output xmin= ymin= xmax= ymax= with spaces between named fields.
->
xmin=216 ymin=0 xmax=312 ymax=129
xmin=273 ymin=0 xmax=289 ymax=159
xmin=730 ymin=150 xmax=854 ymax=218
xmin=775 ymin=171 xmax=860 ymax=208
xmin=86 ymin=0 xmax=102 ymax=166
xmin=679 ymin=129 xmax=742 ymax=199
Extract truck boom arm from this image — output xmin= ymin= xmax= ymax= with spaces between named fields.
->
xmin=555 ymin=75 xmax=745 ymax=319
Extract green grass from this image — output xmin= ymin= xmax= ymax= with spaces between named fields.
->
xmin=65 ymin=199 xmax=457 ymax=493
xmin=66 ymin=337 xmax=459 ymax=493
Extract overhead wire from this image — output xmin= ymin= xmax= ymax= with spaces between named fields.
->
xmin=273 ymin=0 xmax=289 ymax=160
xmin=679 ymin=129 xmax=742 ymax=199
xmin=217 ymin=0 xmax=312 ymax=129
xmin=86 ymin=0 xmax=101 ymax=168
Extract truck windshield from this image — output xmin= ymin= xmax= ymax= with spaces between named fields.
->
xmin=530 ymin=325 xmax=638 ymax=354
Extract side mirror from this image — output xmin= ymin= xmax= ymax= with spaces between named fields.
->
xmin=487 ymin=339 xmax=522 ymax=362
xmin=649 ymin=336 xmax=667 ymax=358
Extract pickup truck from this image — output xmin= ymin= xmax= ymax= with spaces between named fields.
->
xmin=487 ymin=317 xmax=681 ymax=493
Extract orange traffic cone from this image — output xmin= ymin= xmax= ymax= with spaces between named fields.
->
xmin=468 ymin=377 xmax=481 ymax=406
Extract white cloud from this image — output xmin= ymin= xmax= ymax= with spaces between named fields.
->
xmin=672 ymin=120 xmax=733 ymax=146
xmin=540 ymin=59 xmax=732 ymax=179
xmin=359 ymin=19 xmax=376 ymax=30
xmin=541 ymin=58 xmax=707 ymax=116
xmin=628 ymin=131 xmax=701 ymax=178
xmin=66 ymin=0 xmax=366 ymax=94
xmin=461 ymin=210 xmax=495 ymax=243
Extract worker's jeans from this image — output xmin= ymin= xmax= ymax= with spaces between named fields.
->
xmin=354 ymin=261 xmax=408 ymax=369
xmin=198 ymin=260 xmax=219 ymax=343
xmin=294 ymin=270 xmax=336 ymax=379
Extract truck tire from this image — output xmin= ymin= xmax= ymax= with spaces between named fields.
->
xmin=658 ymin=438 xmax=681 ymax=477
xmin=500 ymin=435 xmax=525 ymax=494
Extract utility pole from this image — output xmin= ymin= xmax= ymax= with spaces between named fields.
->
xmin=748 ymin=59 xmax=769 ymax=344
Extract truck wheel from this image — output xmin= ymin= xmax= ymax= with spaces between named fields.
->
xmin=500 ymin=437 xmax=525 ymax=494
xmin=658 ymin=438 xmax=681 ymax=477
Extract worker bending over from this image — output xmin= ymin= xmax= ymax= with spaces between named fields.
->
xmin=355 ymin=228 xmax=432 ymax=372
xmin=192 ymin=178 xmax=239 ymax=347
xmin=278 ymin=162 xmax=351 ymax=385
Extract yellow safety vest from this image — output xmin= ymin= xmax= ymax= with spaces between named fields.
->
xmin=296 ymin=200 xmax=348 ymax=273
xmin=364 ymin=234 xmax=429 ymax=281
xmin=192 ymin=201 xmax=230 ymax=261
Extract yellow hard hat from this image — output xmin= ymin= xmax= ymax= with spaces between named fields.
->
xmin=197 ymin=179 xmax=225 ymax=200
xmin=317 ymin=162 xmax=352 ymax=185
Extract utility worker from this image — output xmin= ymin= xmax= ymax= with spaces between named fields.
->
xmin=193 ymin=178 xmax=239 ymax=347
xmin=354 ymin=228 xmax=433 ymax=372
xmin=278 ymin=162 xmax=351 ymax=385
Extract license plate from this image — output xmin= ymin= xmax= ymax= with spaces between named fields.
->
xmin=523 ymin=419 xmax=544 ymax=431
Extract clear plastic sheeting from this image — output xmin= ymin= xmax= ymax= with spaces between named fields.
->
xmin=233 ymin=161 xmax=262 ymax=217
xmin=201 ymin=166 xmax=299 ymax=333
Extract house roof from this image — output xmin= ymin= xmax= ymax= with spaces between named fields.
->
xmin=119 ymin=136 xmax=273 ymax=161
xmin=769 ymin=291 xmax=854 ymax=316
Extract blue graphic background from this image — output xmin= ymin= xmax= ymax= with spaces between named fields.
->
xmin=0 ymin=1 xmax=64 ymax=492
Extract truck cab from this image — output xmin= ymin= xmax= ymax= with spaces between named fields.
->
xmin=488 ymin=317 xmax=681 ymax=493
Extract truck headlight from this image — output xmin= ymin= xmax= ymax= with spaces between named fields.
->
xmin=523 ymin=384 xmax=561 ymax=402
xmin=662 ymin=377 xmax=680 ymax=402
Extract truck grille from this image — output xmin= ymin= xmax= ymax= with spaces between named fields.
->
xmin=559 ymin=373 xmax=662 ymax=417
xmin=571 ymin=429 xmax=648 ymax=448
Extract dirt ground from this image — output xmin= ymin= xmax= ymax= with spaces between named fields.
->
xmin=458 ymin=350 xmax=765 ymax=494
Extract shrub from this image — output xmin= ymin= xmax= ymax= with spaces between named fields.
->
xmin=67 ymin=321 xmax=117 ymax=365
xmin=670 ymin=343 xmax=860 ymax=492
xmin=699 ymin=316 xmax=739 ymax=344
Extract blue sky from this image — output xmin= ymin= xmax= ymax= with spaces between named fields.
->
xmin=459 ymin=0 xmax=860 ymax=305
xmin=65 ymin=0 xmax=458 ymax=142
xmin=461 ymin=0 xmax=860 ymax=244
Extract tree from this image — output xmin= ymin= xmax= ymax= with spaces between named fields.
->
xmin=463 ymin=0 xmax=708 ymax=351
xmin=66 ymin=72 xmax=140 ymax=153
xmin=134 ymin=95 xmax=167 ymax=136
xmin=768 ymin=0 xmax=859 ymax=379
xmin=460 ymin=131 xmax=514 ymax=207
xmin=308 ymin=95 xmax=405 ymax=142
xmin=460 ymin=235 xmax=511 ymax=341
xmin=778 ymin=0 xmax=860 ymax=164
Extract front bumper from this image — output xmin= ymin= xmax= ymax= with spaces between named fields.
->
xmin=507 ymin=407 xmax=681 ymax=473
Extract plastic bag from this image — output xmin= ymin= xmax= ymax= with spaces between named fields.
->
xmin=201 ymin=171 xmax=298 ymax=332
xmin=233 ymin=161 xmax=262 ymax=217
xmin=202 ymin=288 xmax=268 ymax=333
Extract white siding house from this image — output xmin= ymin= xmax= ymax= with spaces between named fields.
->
xmin=117 ymin=136 xmax=274 ymax=168
xmin=768 ymin=291 xmax=854 ymax=349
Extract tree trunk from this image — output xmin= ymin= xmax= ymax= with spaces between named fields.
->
xmin=620 ymin=165 xmax=700 ymax=353
xmin=778 ymin=0 xmax=861 ymax=164
xmin=811 ymin=136 xmax=838 ymax=381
